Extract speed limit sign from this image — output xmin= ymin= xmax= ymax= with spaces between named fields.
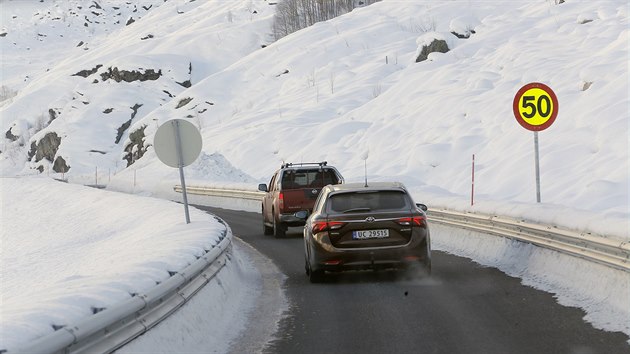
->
xmin=512 ymin=82 xmax=559 ymax=203
xmin=513 ymin=82 xmax=558 ymax=131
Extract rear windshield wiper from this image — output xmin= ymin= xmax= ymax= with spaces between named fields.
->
xmin=341 ymin=207 xmax=372 ymax=213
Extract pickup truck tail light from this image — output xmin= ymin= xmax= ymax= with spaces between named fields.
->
xmin=312 ymin=221 xmax=345 ymax=233
xmin=278 ymin=192 xmax=284 ymax=210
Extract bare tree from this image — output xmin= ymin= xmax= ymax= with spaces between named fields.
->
xmin=272 ymin=0 xmax=381 ymax=41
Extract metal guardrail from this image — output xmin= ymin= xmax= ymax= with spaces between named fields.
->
xmin=175 ymin=185 xmax=630 ymax=272
xmin=428 ymin=209 xmax=630 ymax=272
xmin=12 ymin=228 xmax=233 ymax=354
xmin=174 ymin=185 xmax=265 ymax=201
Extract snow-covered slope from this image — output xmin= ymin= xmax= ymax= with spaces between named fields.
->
xmin=1 ymin=0 xmax=628 ymax=238
xmin=1 ymin=0 xmax=628 ymax=350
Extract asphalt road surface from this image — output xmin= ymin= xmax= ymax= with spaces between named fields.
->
xmin=196 ymin=205 xmax=629 ymax=354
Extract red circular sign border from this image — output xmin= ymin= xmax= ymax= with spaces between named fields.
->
xmin=512 ymin=82 xmax=558 ymax=132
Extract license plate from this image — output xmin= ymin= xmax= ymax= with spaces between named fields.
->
xmin=352 ymin=229 xmax=389 ymax=240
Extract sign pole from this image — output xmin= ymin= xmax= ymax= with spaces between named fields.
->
xmin=154 ymin=118 xmax=202 ymax=225
xmin=172 ymin=120 xmax=191 ymax=224
xmin=534 ymin=132 xmax=541 ymax=203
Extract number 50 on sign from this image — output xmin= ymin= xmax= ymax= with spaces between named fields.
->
xmin=513 ymin=82 xmax=558 ymax=132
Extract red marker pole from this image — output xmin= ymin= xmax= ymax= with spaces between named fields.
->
xmin=471 ymin=154 xmax=475 ymax=206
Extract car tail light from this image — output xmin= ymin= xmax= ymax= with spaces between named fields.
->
xmin=397 ymin=216 xmax=426 ymax=227
xmin=324 ymin=259 xmax=342 ymax=265
xmin=312 ymin=221 xmax=345 ymax=233
xmin=278 ymin=192 xmax=284 ymax=210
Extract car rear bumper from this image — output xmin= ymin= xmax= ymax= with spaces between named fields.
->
xmin=308 ymin=232 xmax=431 ymax=271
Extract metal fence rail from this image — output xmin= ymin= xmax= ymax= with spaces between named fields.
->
xmin=12 ymin=229 xmax=233 ymax=354
xmin=175 ymin=185 xmax=630 ymax=273
xmin=428 ymin=209 xmax=630 ymax=272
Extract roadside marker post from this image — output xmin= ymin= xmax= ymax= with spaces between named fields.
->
xmin=471 ymin=154 xmax=475 ymax=207
xmin=512 ymin=82 xmax=559 ymax=203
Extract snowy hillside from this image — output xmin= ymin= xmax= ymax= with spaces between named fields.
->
xmin=1 ymin=0 xmax=628 ymax=239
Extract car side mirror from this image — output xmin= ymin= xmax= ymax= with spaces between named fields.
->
xmin=294 ymin=210 xmax=309 ymax=220
xmin=416 ymin=203 xmax=428 ymax=212
xmin=258 ymin=183 xmax=268 ymax=192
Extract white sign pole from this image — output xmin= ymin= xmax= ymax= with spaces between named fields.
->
xmin=534 ymin=131 xmax=541 ymax=203
xmin=172 ymin=120 xmax=191 ymax=224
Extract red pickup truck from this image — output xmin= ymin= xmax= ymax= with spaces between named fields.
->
xmin=258 ymin=162 xmax=344 ymax=238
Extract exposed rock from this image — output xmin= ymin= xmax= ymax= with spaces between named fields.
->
xmin=130 ymin=103 xmax=142 ymax=119
xmin=33 ymin=132 xmax=62 ymax=163
xmin=177 ymin=80 xmax=191 ymax=88
xmin=415 ymin=39 xmax=449 ymax=63
xmin=126 ymin=17 xmax=135 ymax=26
xmin=48 ymin=108 xmax=58 ymax=123
xmin=28 ymin=142 xmax=37 ymax=161
xmin=5 ymin=127 xmax=19 ymax=142
xmin=451 ymin=29 xmax=475 ymax=39
xmin=103 ymin=108 xmax=113 ymax=114
xmin=116 ymin=104 xmax=143 ymax=144
xmin=116 ymin=119 xmax=132 ymax=144
xmin=72 ymin=64 xmax=103 ymax=78
xmin=276 ymin=69 xmax=290 ymax=77
xmin=176 ymin=97 xmax=193 ymax=109
xmin=100 ymin=67 xmax=161 ymax=83
xmin=53 ymin=156 xmax=70 ymax=173
xmin=124 ymin=125 xmax=147 ymax=166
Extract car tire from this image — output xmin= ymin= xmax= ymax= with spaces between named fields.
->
xmin=309 ymin=268 xmax=325 ymax=283
xmin=273 ymin=216 xmax=286 ymax=238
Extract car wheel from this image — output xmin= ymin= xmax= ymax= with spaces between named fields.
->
xmin=273 ymin=216 xmax=286 ymax=238
xmin=262 ymin=208 xmax=273 ymax=235
xmin=309 ymin=268 xmax=325 ymax=283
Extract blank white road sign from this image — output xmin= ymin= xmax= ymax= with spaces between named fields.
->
xmin=154 ymin=119 xmax=202 ymax=168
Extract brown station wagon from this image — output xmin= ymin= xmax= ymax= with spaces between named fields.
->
xmin=300 ymin=182 xmax=431 ymax=283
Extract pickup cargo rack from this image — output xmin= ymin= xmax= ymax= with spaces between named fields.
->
xmin=281 ymin=161 xmax=328 ymax=169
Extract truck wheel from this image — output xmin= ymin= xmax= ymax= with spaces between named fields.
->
xmin=273 ymin=216 xmax=286 ymax=238
xmin=262 ymin=208 xmax=273 ymax=235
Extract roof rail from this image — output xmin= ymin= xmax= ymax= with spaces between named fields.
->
xmin=281 ymin=161 xmax=328 ymax=169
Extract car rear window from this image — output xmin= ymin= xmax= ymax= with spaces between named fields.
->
xmin=328 ymin=190 xmax=409 ymax=212
xmin=281 ymin=169 xmax=339 ymax=189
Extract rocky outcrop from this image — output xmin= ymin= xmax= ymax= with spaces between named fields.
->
xmin=5 ymin=127 xmax=19 ymax=142
xmin=27 ymin=132 xmax=70 ymax=172
xmin=53 ymin=156 xmax=70 ymax=173
xmin=72 ymin=64 xmax=103 ymax=78
xmin=33 ymin=132 xmax=62 ymax=163
xmin=416 ymin=39 xmax=449 ymax=63
xmin=123 ymin=125 xmax=147 ymax=166
xmin=176 ymin=97 xmax=193 ymax=109
xmin=100 ymin=67 xmax=161 ymax=83
xmin=115 ymin=103 xmax=143 ymax=144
